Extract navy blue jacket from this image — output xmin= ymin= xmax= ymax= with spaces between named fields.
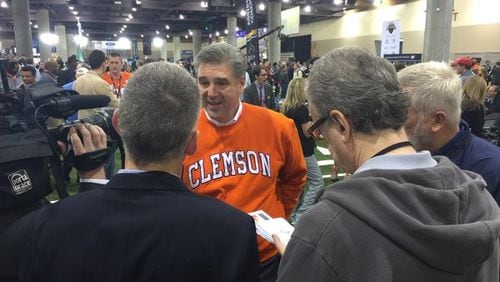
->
xmin=0 ymin=171 xmax=260 ymax=282
xmin=435 ymin=121 xmax=500 ymax=204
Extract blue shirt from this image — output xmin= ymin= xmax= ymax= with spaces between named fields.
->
xmin=435 ymin=121 xmax=500 ymax=204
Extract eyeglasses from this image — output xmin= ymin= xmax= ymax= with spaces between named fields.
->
xmin=307 ymin=116 xmax=328 ymax=136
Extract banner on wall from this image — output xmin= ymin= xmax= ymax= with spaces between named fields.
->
xmin=245 ymin=0 xmax=259 ymax=64
xmin=381 ymin=20 xmax=401 ymax=56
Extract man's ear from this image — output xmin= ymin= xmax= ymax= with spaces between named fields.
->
xmin=329 ymin=109 xmax=351 ymax=142
xmin=430 ymin=110 xmax=447 ymax=133
xmin=184 ymin=130 xmax=198 ymax=156
xmin=112 ymin=108 xmax=120 ymax=135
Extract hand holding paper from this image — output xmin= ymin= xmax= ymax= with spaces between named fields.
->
xmin=249 ymin=210 xmax=294 ymax=252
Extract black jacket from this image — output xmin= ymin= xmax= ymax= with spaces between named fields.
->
xmin=242 ymin=82 xmax=276 ymax=110
xmin=0 ymin=171 xmax=260 ymax=282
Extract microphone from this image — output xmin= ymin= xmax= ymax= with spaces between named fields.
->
xmin=43 ymin=95 xmax=111 ymax=113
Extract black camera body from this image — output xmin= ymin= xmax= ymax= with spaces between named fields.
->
xmin=0 ymin=59 xmax=115 ymax=213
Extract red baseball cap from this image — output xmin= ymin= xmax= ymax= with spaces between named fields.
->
xmin=453 ymin=57 xmax=472 ymax=67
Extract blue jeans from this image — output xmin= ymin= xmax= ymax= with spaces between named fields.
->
xmin=291 ymin=154 xmax=324 ymax=225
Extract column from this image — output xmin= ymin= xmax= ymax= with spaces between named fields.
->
xmin=66 ymin=34 xmax=77 ymax=58
xmin=268 ymin=0 xmax=282 ymax=64
xmin=12 ymin=0 xmax=33 ymax=58
xmin=422 ymin=0 xmax=454 ymax=63
xmin=160 ymin=39 xmax=168 ymax=59
xmin=226 ymin=16 xmax=237 ymax=47
xmin=192 ymin=29 xmax=202 ymax=59
xmin=54 ymin=25 xmax=68 ymax=60
xmin=36 ymin=9 xmax=51 ymax=61
xmin=173 ymin=36 xmax=181 ymax=62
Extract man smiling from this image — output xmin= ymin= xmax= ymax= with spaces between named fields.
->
xmin=182 ymin=42 xmax=306 ymax=282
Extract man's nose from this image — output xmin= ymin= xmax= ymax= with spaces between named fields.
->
xmin=206 ymin=84 xmax=217 ymax=97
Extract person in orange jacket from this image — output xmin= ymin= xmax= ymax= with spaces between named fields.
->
xmin=182 ymin=43 xmax=306 ymax=282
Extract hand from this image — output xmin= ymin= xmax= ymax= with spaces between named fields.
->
xmin=272 ymin=234 xmax=286 ymax=255
xmin=311 ymin=129 xmax=322 ymax=139
xmin=70 ymin=123 xmax=107 ymax=155
xmin=69 ymin=123 xmax=107 ymax=179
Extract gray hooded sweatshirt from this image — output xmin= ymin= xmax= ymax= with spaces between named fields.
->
xmin=278 ymin=156 xmax=500 ymax=282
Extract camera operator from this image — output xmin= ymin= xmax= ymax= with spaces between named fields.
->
xmin=0 ymin=62 xmax=259 ymax=282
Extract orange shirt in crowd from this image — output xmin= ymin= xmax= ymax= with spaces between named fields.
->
xmin=182 ymin=103 xmax=306 ymax=262
xmin=102 ymin=71 xmax=132 ymax=98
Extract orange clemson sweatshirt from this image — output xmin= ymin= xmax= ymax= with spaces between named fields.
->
xmin=182 ymin=103 xmax=307 ymax=262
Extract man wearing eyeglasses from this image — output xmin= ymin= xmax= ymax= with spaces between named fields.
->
xmin=242 ymin=66 xmax=276 ymax=110
xmin=183 ymin=42 xmax=306 ymax=282
xmin=275 ymin=46 xmax=500 ymax=281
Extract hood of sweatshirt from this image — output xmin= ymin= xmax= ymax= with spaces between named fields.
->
xmin=322 ymin=156 xmax=500 ymax=274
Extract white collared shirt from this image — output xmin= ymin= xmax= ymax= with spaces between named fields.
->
xmin=204 ymin=101 xmax=243 ymax=127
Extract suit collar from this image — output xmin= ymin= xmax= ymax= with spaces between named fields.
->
xmin=105 ymin=171 xmax=189 ymax=192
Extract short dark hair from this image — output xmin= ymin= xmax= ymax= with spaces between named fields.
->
xmin=87 ymin=50 xmax=106 ymax=70
xmin=109 ymin=52 xmax=121 ymax=59
xmin=252 ymin=66 xmax=263 ymax=78
xmin=21 ymin=65 xmax=36 ymax=76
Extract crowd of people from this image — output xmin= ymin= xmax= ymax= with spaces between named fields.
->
xmin=0 ymin=43 xmax=500 ymax=282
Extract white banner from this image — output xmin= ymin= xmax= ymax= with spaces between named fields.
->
xmin=381 ymin=20 xmax=400 ymax=56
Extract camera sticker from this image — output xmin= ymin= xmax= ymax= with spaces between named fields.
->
xmin=8 ymin=169 xmax=33 ymax=195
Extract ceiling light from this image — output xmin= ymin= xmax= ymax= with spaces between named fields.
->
xmin=136 ymin=0 xmax=142 ymax=4
xmin=185 ymin=35 xmax=189 ymax=39
xmin=72 ymin=11 xmax=78 ymax=15
xmin=166 ymin=35 xmax=170 ymax=38
xmin=156 ymin=30 xmax=159 ymax=34
xmin=140 ymin=34 xmax=144 ymax=38
xmin=114 ymin=33 xmax=117 ymax=37
xmin=209 ymin=33 xmax=212 ymax=38
xmin=179 ymin=14 xmax=184 ymax=19
xmin=263 ymin=27 xmax=267 ymax=33
xmin=34 ymin=24 xmax=39 ymax=29
xmin=1 ymin=1 xmax=8 ymax=8
xmin=333 ymin=0 xmax=342 ymax=5
xmin=215 ymin=31 xmax=220 ymax=36
xmin=125 ymin=18 xmax=130 ymax=22
xmin=188 ymin=30 xmax=193 ymax=36
xmin=40 ymin=33 xmax=59 ymax=45
xmin=119 ymin=30 xmax=123 ymax=33
xmin=132 ymin=7 xmax=137 ymax=11
xmin=153 ymin=37 xmax=163 ymax=48
xmin=304 ymin=5 xmax=311 ymax=12
xmin=235 ymin=27 xmax=239 ymax=31
xmin=239 ymin=9 xmax=246 ymax=17
xmin=258 ymin=3 xmax=265 ymax=11
xmin=123 ymin=25 xmax=127 ymax=28
xmin=86 ymin=33 xmax=89 ymax=37
xmin=200 ymin=1 xmax=208 ymax=8
xmin=165 ymin=25 xmax=170 ymax=30
xmin=68 ymin=6 xmax=74 ymax=10
xmin=224 ymin=29 xmax=228 ymax=34
xmin=114 ymin=1 xmax=122 ymax=4
xmin=128 ymin=14 xmax=133 ymax=19
xmin=282 ymin=0 xmax=289 ymax=3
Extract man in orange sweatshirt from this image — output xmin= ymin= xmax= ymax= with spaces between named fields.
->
xmin=182 ymin=43 xmax=306 ymax=282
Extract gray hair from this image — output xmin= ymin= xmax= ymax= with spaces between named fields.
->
xmin=194 ymin=42 xmax=246 ymax=79
xmin=397 ymin=62 xmax=462 ymax=128
xmin=308 ymin=46 xmax=408 ymax=134
xmin=118 ymin=62 xmax=200 ymax=165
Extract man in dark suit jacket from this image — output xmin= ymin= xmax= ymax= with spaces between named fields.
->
xmin=0 ymin=63 xmax=260 ymax=282
xmin=485 ymin=84 xmax=500 ymax=114
xmin=243 ymin=66 xmax=276 ymax=110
